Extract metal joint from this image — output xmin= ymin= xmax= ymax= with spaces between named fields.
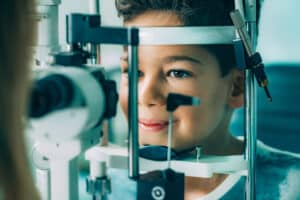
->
xmin=86 ymin=176 xmax=111 ymax=196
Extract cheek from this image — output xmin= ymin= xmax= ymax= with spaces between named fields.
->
xmin=177 ymin=91 xmax=226 ymax=135
xmin=172 ymin=107 xmax=206 ymax=149
xmin=211 ymin=81 xmax=231 ymax=109
xmin=180 ymin=107 xmax=203 ymax=132
xmin=119 ymin=82 xmax=128 ymax=118
xmin=203 ymin=83 xmax=229 ymax=118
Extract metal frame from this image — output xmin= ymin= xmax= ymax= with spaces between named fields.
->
xmin=34 ymin=0 xmax=260 ymax=198
xmin=127 ymin=28 xmax=140 ymax=179
xmin=235 ymin=1 xmax=258 ymax=200
xmin=138 ymin=26 xmax=235 ymax=45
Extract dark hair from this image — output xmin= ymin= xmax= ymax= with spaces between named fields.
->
xmin=115 ymin=0 xmax=235 ymax=26
xmin=115 ymin=0 xmax=260 ymax=76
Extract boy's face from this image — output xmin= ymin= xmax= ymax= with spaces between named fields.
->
xmin=119 ymin=11 xmax=243 ymax=153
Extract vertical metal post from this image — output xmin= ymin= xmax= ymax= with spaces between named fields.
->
xmin=50 ymin=157 xmax=79 ymax=200
xmin=88 ymin=0 xmax=101 ymax=64
xmin=237 ymin=0 xmax=258 ymax=199
xmin=245 ymin=2 xmax=257 ymax=199
xmin=35 ymin=0 xmax=61 ymax=67
xmin=245 ymin=66 xmax=257 ymax=200
xmin=89 ymin=0 xmax=100 ymax=14
xmin=245 ymin=1 xmax=258 ymax=200
xmin=128 ymin=28 xmax=139 ymax=179
xmin=234 ymin=0 xmax=245 ymax=18
xmin=167 ymin=113 xmax=174 ymax=169
xmin=33 ymin=145 xmax=51 ymax=200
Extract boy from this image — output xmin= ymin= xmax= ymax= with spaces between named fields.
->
xmin=113 ymin=0 xmax=300 ymax=199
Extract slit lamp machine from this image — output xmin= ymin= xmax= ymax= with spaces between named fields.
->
xmin=28 ymin=0 xmax=271 ymax=199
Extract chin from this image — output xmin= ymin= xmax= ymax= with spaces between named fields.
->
xmin=139 ymin=138 xmax=167 ymax=147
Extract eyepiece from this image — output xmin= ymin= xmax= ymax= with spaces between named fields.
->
xmin=29 ymin=74 xmax=73 ymax=118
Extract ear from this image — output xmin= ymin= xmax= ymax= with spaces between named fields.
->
xmin=228 ymin=69 xmax=244 ymax=108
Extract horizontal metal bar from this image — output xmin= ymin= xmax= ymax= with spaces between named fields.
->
xmin=139 ymin=26 xmax=235 ymax=45
xmin=69 ymin=25 xmax=130 ymax=45
xmin=68 ymin=15 xmax=235 ymax=45
xmin=67 ymin=14 xmax=134 ymax=45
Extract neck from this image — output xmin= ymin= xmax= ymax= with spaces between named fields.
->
xmin=183 ymin=119 xmax=244 ymax=199
xmin=184 ymin=174 xmax=228 ymax=200
xmin=201 ymin=111 xmax=244 ymax=155
xmin=203 ymin=132 xmax=244 ymax=155
xmin=184 ymin=136 xmax=243 ymax=199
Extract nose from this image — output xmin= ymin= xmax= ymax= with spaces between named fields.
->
xmin=139 ymin=76 xmax=166 ymax=107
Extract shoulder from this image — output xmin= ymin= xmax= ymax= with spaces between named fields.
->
xmin=256 ymin=141 xmax=300 ymax=199
xmin=256 ymin=140 xmax=300 ymax=169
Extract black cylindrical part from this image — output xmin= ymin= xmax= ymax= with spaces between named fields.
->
xmin=29 ymin=74 xmax=73 ymax=118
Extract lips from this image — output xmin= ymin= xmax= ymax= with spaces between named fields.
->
xmin=139 ymin=119 xmax=176 ymax=132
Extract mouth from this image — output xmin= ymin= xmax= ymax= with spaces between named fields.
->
xmin=138 ymin=119 xmax=177 ymax=132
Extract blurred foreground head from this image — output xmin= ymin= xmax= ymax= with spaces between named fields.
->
xmin=0 ymin=0 xmax=39 ymax=199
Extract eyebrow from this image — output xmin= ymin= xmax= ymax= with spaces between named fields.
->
xmin=121 ymin=54 xmax=201 ymax=63
xmin=162 ymin=56 xmax=202 ymax=65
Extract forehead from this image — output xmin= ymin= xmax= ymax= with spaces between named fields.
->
xmin=124 ymin=10 xmax=183 ymax=27
xmin=122 ymin=10 xmax=220 ymax=71
xmin=123 ymin=10 xmax=208 ymax=54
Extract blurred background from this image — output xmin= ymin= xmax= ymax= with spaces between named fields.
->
xmin=57 ymin=0 xmax=300 ymax=153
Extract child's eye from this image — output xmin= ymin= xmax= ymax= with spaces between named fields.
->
xmin=121 ymin=68 xmax=143 ymax=77
xmin=121 ymin=66 xmax=128 ymax=74
xmin=167 ymin=69 xmax=193 ymax=78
